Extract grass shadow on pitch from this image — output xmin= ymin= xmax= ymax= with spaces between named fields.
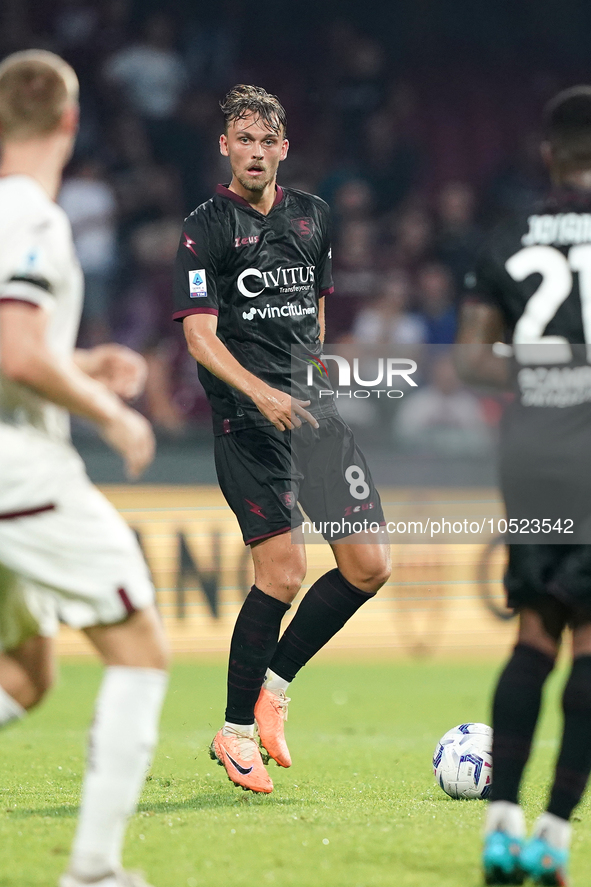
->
xmin=138 ymin=793 xmax=315 ymax=814
xmin=4 ymin=804 xmax=79 ymax=819
xmin=3 ymin=794 xmax=312 ymax=820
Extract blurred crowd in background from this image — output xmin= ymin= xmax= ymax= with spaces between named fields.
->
xmin=1 ymin=0 xmax=585 ymax=448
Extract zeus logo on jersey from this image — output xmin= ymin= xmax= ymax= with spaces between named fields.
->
xmin=237 ymin=265 xmax=315 ymax=298
xmin=242 ymin=304 xmax=316 ymax=322
xmin=188 ymin=270 xmax=207 ymax=298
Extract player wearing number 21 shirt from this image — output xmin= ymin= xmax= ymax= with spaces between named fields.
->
xmin=173 ymin=85 xmax=390 ymax=795
xmin=457 ymin=87 xmax=591 ymax=887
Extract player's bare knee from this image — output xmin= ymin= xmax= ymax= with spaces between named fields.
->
xmin=85 ymin=606 xmax=169 ymax=671
xmin=518 ymin=608 xmax=563 ymax=660
xmin=29 ymin=669 xmax=54 ymax=707
xmin=256 ymin=565 xmax=304 ymax=603
xmin=370 ymin=561 xmax=391 ymax=593
xmin=347 ymin=551 xmax=391 ymax=594
xmin=284 ymin=569 xmax=305 ymax=601
xmin=132 ymin=612 xmax=170 ymax=671
xmin=253 ymin=534 xmax=306 ymax=602
xmin=361 ymin=567 xmax=390 ymax=595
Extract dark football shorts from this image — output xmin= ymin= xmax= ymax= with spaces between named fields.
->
xmin=500 ymin=446 xmax=591 ymax=618
xmin=505 ymin=544 xmax=591 ymax=621
xmin=214 ymin=415 xmax=384 ymax=545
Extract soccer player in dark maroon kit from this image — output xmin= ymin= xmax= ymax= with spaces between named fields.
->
xmin=173 ymin=86 xmax=390 ymax=794
xmin=457 ymin=87 xmax=591 ymax=886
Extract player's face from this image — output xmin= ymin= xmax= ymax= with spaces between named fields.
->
xmin=220 ymin=114 xmax=289 ymax=193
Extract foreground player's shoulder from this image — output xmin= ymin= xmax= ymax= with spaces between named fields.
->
xmin=0 ymin=176 xmax=61 ymax=229
xmin=0 ymin=177 xmax=73 ymax=267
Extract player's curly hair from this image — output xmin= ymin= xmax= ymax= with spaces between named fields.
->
xmin=220 ymin=84 xmax=287 ymax=136
xmin=545 ymin=85 xmax=591 ymax=172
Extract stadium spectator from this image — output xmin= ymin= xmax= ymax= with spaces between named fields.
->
xmin=329 ymin=219 xmax=378 ymax=338
xmin=394 ymin=352 xmax=490 ymax=455
xmin=149 ymin=91 xmax=217 ymax=215
xmin=0 ymin=0 xmax=574 ymax=437
xmin=102 ymin=13 xmax=187 ymax=123
xmin=415 ymin=261 xmax=457 ymax=344
xmin=333 ymin=178 xmax=374 ymax=222
xmin=52 ymin=0 xmax=99 ymax=54
xmin=59 ymin=157 xmax=118 ymax=345
xmin=364 ymin=107 xmax=421 ymax=215
xmin=483 ymin=131 xmax=547 ymax=223
xmin=352 ymin=270 xmax=427 ymax=345
xmin=387 ymin=205 xmax=433 ymax=272
xmin=331 ymin=33 xmax=387 ymax=158
xmin=434 ymin=180 xmax=482 ymax=291
xmin=93 ymin=0 xmax=131 ymax=59
xmin=115 ymin=218 xmax=206 ymax=432
xmin=106 ymin=113 xmax=183 ymax=258
xmin=181 ymin=2 xmax=239 ymax=89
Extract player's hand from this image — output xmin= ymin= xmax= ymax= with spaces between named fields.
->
xmin=78 ymin=344 xmax=148 ymax=400
xmin=99 ymin=405 xmax=156 ymax=479
xmin=251 ymin=384 xmax=319 ymax=431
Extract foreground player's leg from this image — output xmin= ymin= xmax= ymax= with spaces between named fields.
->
xmin=260 ymin=539 xmax=390 ymax=765
xmin=483 ymin=802 xmax=526 ymax=886
xmin=0 ymin=635 xmax=54 ymax=725
xmin=268 ymin=540 xmax=390 ymax=683
xmin=255 ymin=666 xmax=292 ymax=768
xmin=61 ymin=606 xmax=168 ymax=887
xmin=521 ymin=624 xmax=591 ymax=887
xmin=211 ymin=533 xmax=305 ymax=792
xmin=483 ymin=606 xmax=563 ymax=885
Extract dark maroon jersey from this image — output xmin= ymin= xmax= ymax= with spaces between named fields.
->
xmin=465 ymin=189 xmax=591 ymax=488
xmin=465 ymin=188 xmax=591 ymax=342
xmin=173 ymin=184 xmax=336 ymax=434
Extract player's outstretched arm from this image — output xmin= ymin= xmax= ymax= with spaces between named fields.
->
xmin=0 ymin=302 xmax=154 ymax=478
xmin=454 ymin=301 xmax=511 ymax=388
xmin=183 ymin=313 xmax=318 ymax=432
xmin=74 ymin=343 xmax=148 ymax=400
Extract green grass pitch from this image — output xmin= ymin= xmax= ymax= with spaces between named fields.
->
xmin=1 ymin=659 xmax=589 ymax=887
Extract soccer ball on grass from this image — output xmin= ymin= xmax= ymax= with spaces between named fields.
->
xmin=433 ymin=722 xmax=493 ymax=800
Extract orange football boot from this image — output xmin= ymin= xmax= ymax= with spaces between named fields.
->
xmin=255 ymin=687 xmax=292 ymax=768
xmin=209 ymin=726 xmax=273 ymax=793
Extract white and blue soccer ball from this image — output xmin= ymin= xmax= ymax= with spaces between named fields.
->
xmin=433 ymin=722 xmax=493 ymax=800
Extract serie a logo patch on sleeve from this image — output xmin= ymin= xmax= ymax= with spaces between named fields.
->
xmin=189 ymin=269 xmax=207 ymax=298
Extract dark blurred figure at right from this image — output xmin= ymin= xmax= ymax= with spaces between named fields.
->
xmin=457 ymin=87 xmax=591 ymax=887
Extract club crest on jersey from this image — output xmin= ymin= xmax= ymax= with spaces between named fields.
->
xmin=290 ymin=217 xmax=314 ymax=241
xmin=279 ymin=491 xmax=296 ymax=509
xmin=189 ymin=270 xmax=207 ymax=298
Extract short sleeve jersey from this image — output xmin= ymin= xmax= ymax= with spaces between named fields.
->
xmin=173 ymin=184 xmax=336 ymax=434
xmin=465 ymin=189 xmax=591 ymax=342
xmin=0 ymin=175 xmax=83 ymax=442
xmin=464 ymin=188 xmax=591 ymax=455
